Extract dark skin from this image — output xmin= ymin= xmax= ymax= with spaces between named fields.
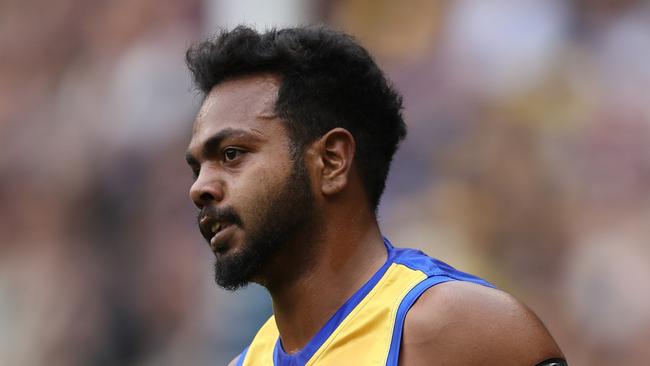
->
xmin=186 ymin=74 xmax=564 ymax=366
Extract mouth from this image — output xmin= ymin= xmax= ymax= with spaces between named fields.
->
xmin=199 ymin=216 xmax=236 ymax=253
xmin=210 ymin=223 xmax=235 ymax=253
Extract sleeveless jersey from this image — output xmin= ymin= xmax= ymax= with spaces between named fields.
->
xmin=236 ymin=238 xmax=494 ymax=366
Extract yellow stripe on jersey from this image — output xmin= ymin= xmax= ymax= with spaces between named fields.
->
xmin=242 ymin=316 xmax=278 ymax=366
xmin=307 ymin=264 xmax=426 ymax=365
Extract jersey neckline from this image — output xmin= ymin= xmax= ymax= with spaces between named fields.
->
xmin=272 ymin=238 xmax=396 ymax=366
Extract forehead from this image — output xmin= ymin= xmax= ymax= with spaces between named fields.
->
xmin=190 ymin=74 xmax=284 ymax=146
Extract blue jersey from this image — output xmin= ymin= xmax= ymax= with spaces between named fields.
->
xmin=237 ymin=238 xmax=494 ymax=365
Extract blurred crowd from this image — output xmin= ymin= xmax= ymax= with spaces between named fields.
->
xmin=1 ymin=0 xmax=649 ymax=365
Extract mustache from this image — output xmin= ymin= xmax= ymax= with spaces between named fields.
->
xmin=197 ymin=205 xmax=243 ymax=227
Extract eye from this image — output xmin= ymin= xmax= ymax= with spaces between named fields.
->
xmin=223 ymin=147 xmax=244 ymax=162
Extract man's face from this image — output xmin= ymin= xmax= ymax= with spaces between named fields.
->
xmin=186 ymin=74 xmax=315 ymax=290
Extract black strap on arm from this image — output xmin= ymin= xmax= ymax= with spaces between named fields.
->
xmin=535 ymin=358 xmax=568 ymax=366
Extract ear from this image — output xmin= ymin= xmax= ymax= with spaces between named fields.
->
xmin=312 ymin=128 xmax=356 ymax=196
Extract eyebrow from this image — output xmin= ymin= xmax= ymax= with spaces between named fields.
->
xmin=185 ymin=128 xmax=262 ymax=165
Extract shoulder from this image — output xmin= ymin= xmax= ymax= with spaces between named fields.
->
xmin=400 ymin=281 xmax=563 ymax=366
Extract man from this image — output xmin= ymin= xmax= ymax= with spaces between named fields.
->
xmin=184 ymin=26 xmax=566 ymax=366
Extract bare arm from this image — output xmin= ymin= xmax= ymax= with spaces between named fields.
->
xmin=399 ymin=281 xmax=564 ymax=366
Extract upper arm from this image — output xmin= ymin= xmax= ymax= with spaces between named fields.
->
xmin=399 ymin=281 xmax=563 ymax=366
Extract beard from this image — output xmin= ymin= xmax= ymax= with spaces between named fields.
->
xmin=214 ymin=155 xmax=315 ymax=291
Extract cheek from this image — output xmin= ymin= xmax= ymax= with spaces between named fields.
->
xmin=228 ymin=158 xmax=292 ymax=215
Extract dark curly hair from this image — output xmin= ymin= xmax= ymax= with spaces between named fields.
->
xmin=186 ymin=25 xmax=406 ymax=211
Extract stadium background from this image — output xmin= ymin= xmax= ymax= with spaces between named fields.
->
xmin=1 ymin=0 xmax=649 ymax=365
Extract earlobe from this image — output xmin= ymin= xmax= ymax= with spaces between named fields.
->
xmin=317 ymin=128 xmax=356 ymax=196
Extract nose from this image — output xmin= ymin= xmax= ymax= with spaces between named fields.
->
xmin=189 ymin=172 xmax=224 ymax=209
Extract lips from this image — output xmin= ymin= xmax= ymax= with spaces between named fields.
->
xmin=198 ymin=216 xmax=222 ymax=240
xmin=209 ymin=224 xmax=236 ymax=252
xmin=198 ymin=215 xmax=235 ymax=252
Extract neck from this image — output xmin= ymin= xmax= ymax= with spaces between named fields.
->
xmin=262 ymin=211 xmax=387 ymax=354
